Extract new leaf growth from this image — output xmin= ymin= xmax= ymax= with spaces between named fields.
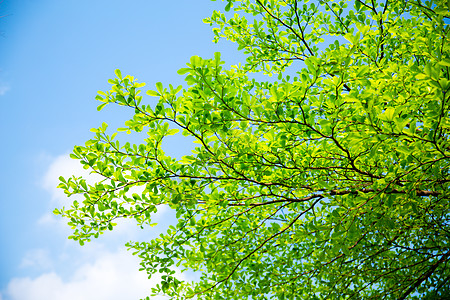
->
xmin=56 ymin=0 xmax=450 ymax=299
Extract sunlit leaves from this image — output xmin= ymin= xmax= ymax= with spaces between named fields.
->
xmin=55 ymin=0 xmax=450 ymax=299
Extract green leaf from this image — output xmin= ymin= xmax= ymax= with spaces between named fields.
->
xmin=147 ymin=90 xmax=159 ymax=97
xmin=167 ymin=128 xmax=180 ymax=136
xmin=177 ymin=68 xmax=191 ymax=75
xmin=155 ymin=82 xmax=163 ymax=94
xmin=97 ymin=103 xmax=108 ymax=111
xmin=180 ymin=155 xmax=195 ymax=164
xmin=114 ymin=69 xmax=122 ymax=80
xmin=438 ymin=59 xmax=450 ymax=67
xmin=379 ymin=107 xmax=395 ymax=122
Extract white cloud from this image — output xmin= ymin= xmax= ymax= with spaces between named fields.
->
xmin=42 ymin=153 xmax=103 ymax=204
xmin=6 ymin=153 xmax=184 ymax=300
xmin=41 ymin=153 xmax=171 ymax=229
xmin=19 ymin=249 xmax=53 ymax=271
xmin=2 ymin=248 xmax=179 ymax=300
xmin=0 ymin=83 xmax=9 ymax=96
xmin=36 ymin=213 xmax=67 ymax=229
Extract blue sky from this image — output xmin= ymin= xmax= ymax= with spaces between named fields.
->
xmin=0 ymin=1 xmax=245 ymax=299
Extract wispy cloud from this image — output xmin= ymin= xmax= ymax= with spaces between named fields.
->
xmin=19 ymin=249 xmax=53 ymax=271
xmin=0 ymin=83 xmax=10 ymax=96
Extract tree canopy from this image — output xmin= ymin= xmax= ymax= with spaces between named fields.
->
xmin=55 ymin=0 xmax=450 ymax=299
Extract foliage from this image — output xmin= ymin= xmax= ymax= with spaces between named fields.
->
xmin=55 ymin=0 xmax=450 ymax=299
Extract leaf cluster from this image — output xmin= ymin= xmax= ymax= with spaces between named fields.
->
xmin=55 ymin=0 xmax=450 ymax=299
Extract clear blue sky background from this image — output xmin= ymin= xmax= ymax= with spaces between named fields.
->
xmin=0 ymin=1 xmax=245 ymax=299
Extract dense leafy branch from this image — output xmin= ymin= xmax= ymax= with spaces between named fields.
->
xmin=55 ymin=0 xmax=450 ymax=299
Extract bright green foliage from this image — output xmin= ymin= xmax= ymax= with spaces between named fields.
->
xmin=55 ymin=0 xmax=450 ymax=299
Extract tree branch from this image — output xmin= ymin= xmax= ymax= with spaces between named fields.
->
xmin=399 ymin=251 xmax=450 ymax=300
